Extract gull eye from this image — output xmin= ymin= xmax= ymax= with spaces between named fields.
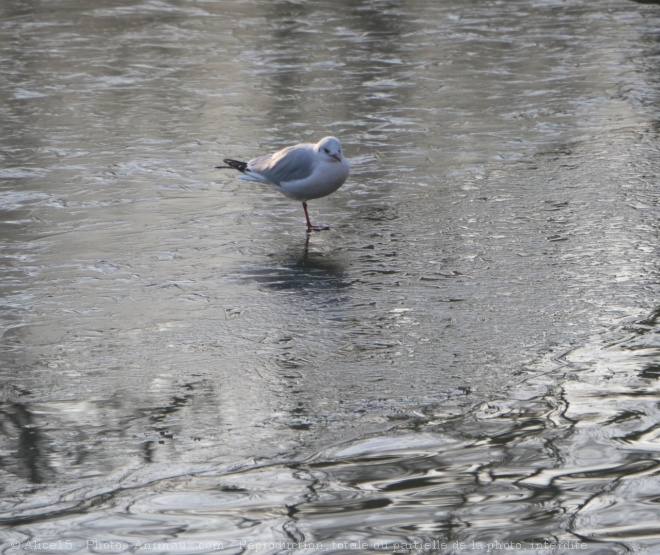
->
xmin=323 ymin=148 xmax=329 ymax=153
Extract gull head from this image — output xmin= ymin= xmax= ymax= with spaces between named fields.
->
xmin=315 ymin=136 xmax=344 ymax=163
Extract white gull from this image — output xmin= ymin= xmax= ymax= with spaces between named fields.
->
xmin=217 ymin=136 xmax=350 ymax=232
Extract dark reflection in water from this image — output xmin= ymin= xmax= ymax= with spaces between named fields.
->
xmin=0 ymin=403 xmax=53 ymax=485
xmin=1 ymin=0 xmax=659 ymax=553
xmin=244 ymin=239 xmax=350 ymax=294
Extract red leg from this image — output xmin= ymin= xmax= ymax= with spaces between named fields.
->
xmin=302 ymin=201 xmax=329 ymax=232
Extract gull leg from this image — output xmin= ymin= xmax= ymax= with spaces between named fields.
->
xmin=302 ymin=201 xmax=329 ymax=232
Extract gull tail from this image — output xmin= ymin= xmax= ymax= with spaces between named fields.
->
xmin=216 ymin=158 xmax=248 ymax=172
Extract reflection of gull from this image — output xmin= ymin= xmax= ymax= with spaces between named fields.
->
xmin=243 ymin=248 xmax=348 ymax=293
xmin=217 ymin=137 xmax=350 ymax=232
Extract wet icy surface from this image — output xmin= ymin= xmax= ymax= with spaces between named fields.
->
xmin=0 ymin=0 xmax=659 ymax=553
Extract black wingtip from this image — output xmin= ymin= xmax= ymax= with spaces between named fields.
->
xmin=220 ymin=158 xmax=248 ymax=173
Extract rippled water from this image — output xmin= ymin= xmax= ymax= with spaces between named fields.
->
xmin=1 ymin=0 xmax=659 ymax=553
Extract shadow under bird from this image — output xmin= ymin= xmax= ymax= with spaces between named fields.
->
xmin=216 ymin=136 xmax=350 ymax=232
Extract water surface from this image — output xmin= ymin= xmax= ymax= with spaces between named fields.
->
xmin=1 ymin=0 xmax=659 ymax=553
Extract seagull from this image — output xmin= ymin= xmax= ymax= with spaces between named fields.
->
xmin=216 ymin=136 xmax=350 ymax=232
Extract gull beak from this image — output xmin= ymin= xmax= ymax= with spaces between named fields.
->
xmin=331 ymin=153 xmax=341 ymax=162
